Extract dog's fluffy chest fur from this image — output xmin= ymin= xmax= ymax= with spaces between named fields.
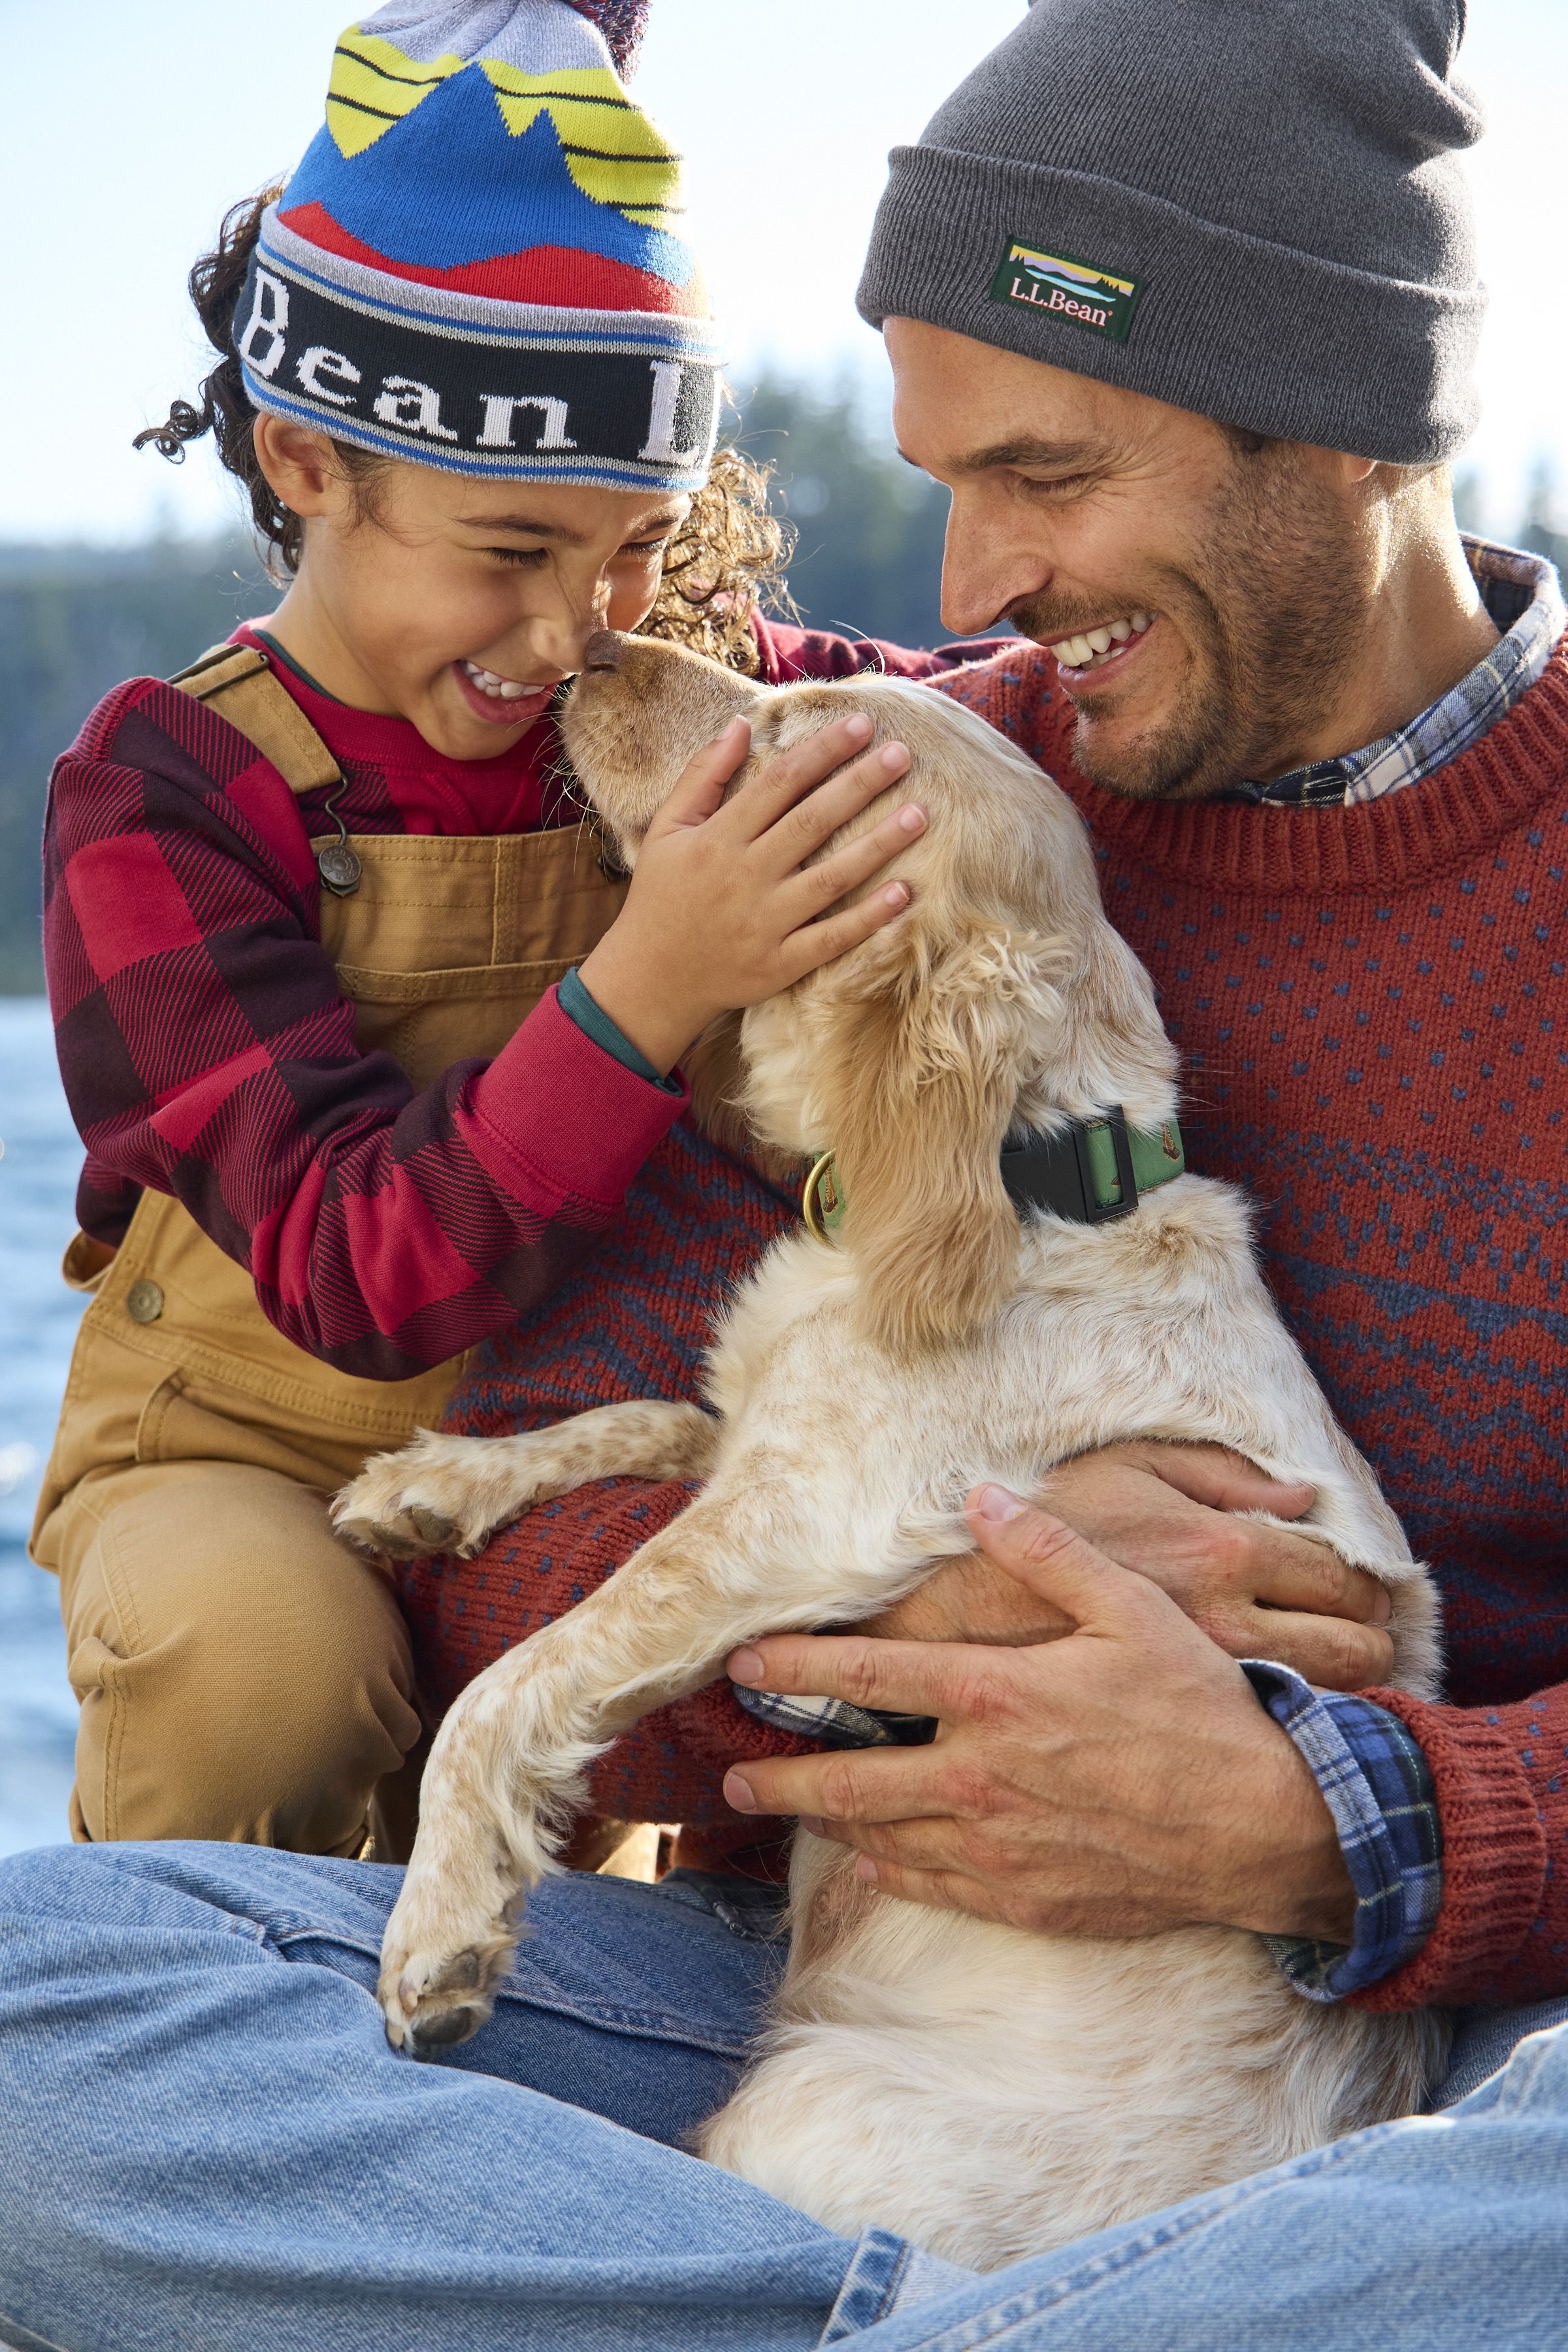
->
xmin=702 ymin=1174 xmax=1437 ymax=1701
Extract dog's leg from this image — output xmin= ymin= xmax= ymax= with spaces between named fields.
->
xmin=332 ymin=1399 xmax=720 ymax=1559
xmin=376 ymin=1467 xmax=889 ymax=2051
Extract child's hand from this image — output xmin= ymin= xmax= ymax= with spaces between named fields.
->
xmin=576 ymin=710 xmax=924 ymax=1074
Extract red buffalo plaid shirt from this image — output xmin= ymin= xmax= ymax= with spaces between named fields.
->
xmin=42 ymin=618 xmax=964 ymax=1379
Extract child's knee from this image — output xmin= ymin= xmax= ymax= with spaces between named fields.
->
xmin=59 ymin=1465 xmax=421 ymax=1852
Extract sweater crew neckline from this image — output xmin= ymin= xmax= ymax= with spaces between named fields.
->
xmin=1042 ymin=642 xmax=1568 ymax=898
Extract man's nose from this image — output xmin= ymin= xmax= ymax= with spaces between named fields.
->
xmin=583 ymin=630 xmax=622 ymax=672
xmin=941 ymin=500 xmax=1050 ymax=639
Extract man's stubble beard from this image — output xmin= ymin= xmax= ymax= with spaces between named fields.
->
xmin=1011 ymin=446 xmax=1369 ymax=803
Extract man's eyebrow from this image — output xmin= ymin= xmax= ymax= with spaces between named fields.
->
xmin=896 ymin=438 xmax=1102 ymax=476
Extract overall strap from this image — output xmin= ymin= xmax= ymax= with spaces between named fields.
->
xmin=168 ymin=642 xmax=341 ymax=796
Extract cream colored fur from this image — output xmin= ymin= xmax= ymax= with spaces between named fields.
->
xmin=335 ymin=638 xmax=1446 ymax=2270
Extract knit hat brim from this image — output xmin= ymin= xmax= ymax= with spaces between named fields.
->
xmin=858 ymin=144 xmax=1483 ymax=465
xmin=240 ymin=206 xmax=723 ymax=489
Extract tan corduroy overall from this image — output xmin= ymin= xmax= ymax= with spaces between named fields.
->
xmin=31 ymin=647 xmax=624 ymax=1859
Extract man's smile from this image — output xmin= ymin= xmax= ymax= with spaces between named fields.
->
xmin=1047 ymin=610 xmax=1157 ymax=687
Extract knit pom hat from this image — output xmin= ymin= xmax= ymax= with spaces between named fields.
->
xmin=235 ymin=0 xmax=722 ymax=490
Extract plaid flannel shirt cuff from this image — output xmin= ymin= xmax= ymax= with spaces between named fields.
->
xmin=730 ymin=1684 xmax=937 ymax=1751
xmin=1243 ymin=1660 xmax=1443 ymax=2002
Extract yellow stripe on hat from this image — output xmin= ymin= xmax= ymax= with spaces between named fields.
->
xmin=325 ymin=32 xmax=465 ymax=158
xmin=482 ymin=61 xmax=683 ymax=229
xmin=1008 ymin=242 xmax=1137 ymax=298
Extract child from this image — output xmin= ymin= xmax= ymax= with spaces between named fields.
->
xmin=31 ymin=0 xmax=933 ymax=1861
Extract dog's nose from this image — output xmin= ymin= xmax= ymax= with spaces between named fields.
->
xmin=583 ymin=630 xmax=622 ymax=673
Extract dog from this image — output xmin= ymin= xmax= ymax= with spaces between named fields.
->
xmin=335 ymin=634 xmax=1446 ymax=2270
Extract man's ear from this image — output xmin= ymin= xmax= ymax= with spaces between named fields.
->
xmin=821 ymin=917 xmax=1055 ymax=1355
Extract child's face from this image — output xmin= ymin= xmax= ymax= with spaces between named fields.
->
xmin=255 ymin=416 xmax=691 ymax=758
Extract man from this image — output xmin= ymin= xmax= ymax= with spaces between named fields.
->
xmin=1 ymin=1 xmax=1565 ymax=2345
xmin=726 ymin=0 xmax=1568 ymax=2019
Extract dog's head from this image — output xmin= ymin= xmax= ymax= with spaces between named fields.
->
xmin=564 ymin=634 xmax=1177 ymax=1354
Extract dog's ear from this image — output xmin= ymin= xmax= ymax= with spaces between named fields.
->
xmin=820 ymin=916 xmax=1053 ymax=1355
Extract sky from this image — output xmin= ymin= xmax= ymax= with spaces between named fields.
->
xmin=1 ymin=0 xmax=1562 ymax=546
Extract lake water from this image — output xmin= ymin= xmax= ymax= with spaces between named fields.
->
xmin=0 ymin=998 xmax=86 ymax=1855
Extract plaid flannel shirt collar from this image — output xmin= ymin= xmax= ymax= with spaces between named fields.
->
xmin=1231 ymin=538 xmax=1566 ymax=809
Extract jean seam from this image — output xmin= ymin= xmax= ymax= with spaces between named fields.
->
xmin=0 ymin=2293 xmax=74 ymax=2352
xmin=821 ymin=2230 xmax=917 ymax=2344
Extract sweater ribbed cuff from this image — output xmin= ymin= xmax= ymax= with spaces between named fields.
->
xmin=1348 ymin=1689 xmax=1547 ymax=2013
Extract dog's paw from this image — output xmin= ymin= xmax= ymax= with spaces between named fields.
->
xmin=376 ymin=1830 xmax=533 ymax=2053
xmin=333 ymin=1431 xmax=517 ymax=1560
xmin=378 ymin=1918 xmax=520 ymax=2053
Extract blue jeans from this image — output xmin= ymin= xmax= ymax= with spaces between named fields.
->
xmin=0 ymin=1844 xmax=1563 ymax=2351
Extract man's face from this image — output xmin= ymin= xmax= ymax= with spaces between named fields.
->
xmin=885 ymin=318 xmax=1371 ymax=802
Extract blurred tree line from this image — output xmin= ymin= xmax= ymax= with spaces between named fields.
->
xmin=0 ymin=374 xmax=967 ymax=991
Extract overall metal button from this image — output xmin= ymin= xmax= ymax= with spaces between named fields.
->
xmin=126 ymin=1279 xmax=165 ymax=1324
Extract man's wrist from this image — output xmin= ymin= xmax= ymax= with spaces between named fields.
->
xmin=1220 ymin=1715 xmax=1358 ymax=1943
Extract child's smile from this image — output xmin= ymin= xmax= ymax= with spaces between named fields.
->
xmin=451 ymin=660 xmax=559 ymax=729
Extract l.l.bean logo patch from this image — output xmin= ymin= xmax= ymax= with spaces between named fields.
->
xmin=988 ymin=238 xmax=1143 ymax=343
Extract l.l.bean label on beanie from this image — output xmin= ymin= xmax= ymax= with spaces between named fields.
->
xmin=988 ymin=238 xmax=1142 ymax=343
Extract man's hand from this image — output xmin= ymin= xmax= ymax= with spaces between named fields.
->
xmin=858 ymin=1441 xmax=1395 ymax=1690
xmin=725 ymin=1486 xmax=1356 ymax=1944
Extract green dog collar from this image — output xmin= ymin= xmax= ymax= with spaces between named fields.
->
xmin=803 ymin=1107 xmax=1184 ymax=1243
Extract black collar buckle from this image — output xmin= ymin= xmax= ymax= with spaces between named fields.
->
xmin=999 ymin=1105 xmax=1140 ymax=1226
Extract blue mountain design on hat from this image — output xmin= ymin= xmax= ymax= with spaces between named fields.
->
xmin=283 ymin=61 xmax=695 ymax=284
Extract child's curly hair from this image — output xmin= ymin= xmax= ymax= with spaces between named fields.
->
xmin=137 ymin=188 xmax=791 ymax=675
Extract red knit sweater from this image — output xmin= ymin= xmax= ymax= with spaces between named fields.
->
xmin=941 ymin=640 xmax=1568 ymax=2012
xmin=406 ymin=636 xmax=1568 ymax=2007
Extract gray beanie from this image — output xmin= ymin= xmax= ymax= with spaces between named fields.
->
xmin=857 ymin=0 xmax=1485 ymax=462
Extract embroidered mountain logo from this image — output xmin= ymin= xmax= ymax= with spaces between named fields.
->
xmin=988 ymin=239 xmax=1143 ymax=343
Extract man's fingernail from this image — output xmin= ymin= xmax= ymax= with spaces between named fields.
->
xmin=897 ymin=803 xmax=926 ymax=832
xmin=855 ymin=1854 xmax=879 ymax=1885
xmin=975 ymin=1483 xmax=1026 ymax=1523
xmin=883 ymin=882 xmax=911 ymax=908
xmin=799 ymin=1816 xmax=826 ymax=1837
xmin=728 ymin=1647 xmax=765 ymax=1684
xmin=724 ymin=1771 xmax=756 ymax=1813
xmin=878 ymin=741 xmax=909 ymax=771
xmin=1372 ymin=1587 xmax=1393 ymax=1626
xmin=844 ymin=713 xmax=872 ymax=738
